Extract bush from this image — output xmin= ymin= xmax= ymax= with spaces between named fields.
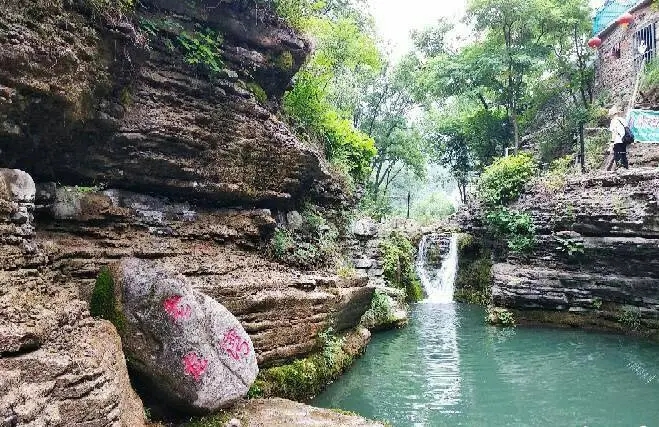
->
xmin=618 ymin=306 xmax=642 ymax=330
xmin=487 ymin=307 xmax=516 ymax=327
xmin=477 ymin=153 xmax=537 ymax=206
xmin=584 ymin=130 xmax=610 ymax=171
xmin=486 ymin=208 xmax=537 ymax=254
xmin=360 ymin=290 xmax=396 ymax=328
xmin=270 ymin=206 xmax=340 ymax=269
xmin=380 ymin=233 xmax=424 ymax=302
xmin=83 ymin=0 xmax=134 ymax=22
xmin=642 ymin=57 xmax=659 ymax=91
xmin=284 ymin=76 xmax=376 ymax=184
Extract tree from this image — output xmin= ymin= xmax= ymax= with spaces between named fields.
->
xmin=356 ymin=54 xmax=427 ymax=199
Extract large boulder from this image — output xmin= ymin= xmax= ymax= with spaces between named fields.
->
xmin=109 ymin=258 xmax=259 ymax=413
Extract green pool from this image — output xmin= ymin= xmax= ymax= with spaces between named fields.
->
xmin=312 ymin=303 xmax=659 ymax=427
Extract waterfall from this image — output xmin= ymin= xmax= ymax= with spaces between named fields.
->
xmin=416 ymin=234 xmax=458 ymax=304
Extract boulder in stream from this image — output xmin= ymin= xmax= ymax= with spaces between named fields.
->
xmin=106 ymin=258 xmax=258 ymax=413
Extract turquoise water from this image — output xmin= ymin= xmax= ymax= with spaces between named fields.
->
xmin=312 ymin=304 xmax=659 ymax=427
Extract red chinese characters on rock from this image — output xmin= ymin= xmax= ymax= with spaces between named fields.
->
xmin=182 ymin=352 xmax=208 ymax=382
xmin=163 ymin=295 xmax=192 ymax=322
xmin=219 ymin=328 xmax=250 ymax=361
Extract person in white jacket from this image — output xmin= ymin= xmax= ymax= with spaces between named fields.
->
xmin=606 ymin=105 xmax=629 ymax=170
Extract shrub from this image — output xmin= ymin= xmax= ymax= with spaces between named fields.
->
xmin=380 ymin=233 xmax=424 ymax=302
xmin=487 ymin=307 xmax=516 ymax=327
xmin=642 ymin=56 xmax=659 ymax=91
xmin=176 ymin=29 xmax=224 ymax=74
xmin=83 ymin=0 xmax=134 ymax=22
xmin=584 ymin=130 xmax=610 ymax=171
xmin=555 ymin=234 xmax=585 ymax=258
xmin=270 ymin=205 xmax=340 ymax=269
xmin=246 ymin=82 xmax=268 ymax=103
xmin=360 ymin=290 xmax=396 ymax=328
xmin=477 ymin=153 xmax=537 ymax=206
xmin=486 ymin=208 xmax=537 ymax=254
xmin=618 ymin=306 xmax=642 ymax=330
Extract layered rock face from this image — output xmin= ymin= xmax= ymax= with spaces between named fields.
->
xmin=0 ymin=0 xmax=375 ymax=423
xmin=0 ymin=0 xmax=341 ymax=209
xmin=489 ymin=167 xmax=659 ymax=336
xmin=0 ymin=170 xmax=145 ymax=426
xmin=38 ymin=187 xmax=374 ymax=366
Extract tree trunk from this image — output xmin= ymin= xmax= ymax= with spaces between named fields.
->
xmin=512 ymin=109 xmax=520 ymax=154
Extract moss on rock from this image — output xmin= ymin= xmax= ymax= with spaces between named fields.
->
xmin=249 ymin=328 xmax=369 ymax=401
xmin=380 ymin=232 xmax=424 ymax=303
xmin=454 ymin=233 xmax=492 ymax=306
xmin=273 ymin=51 xmax=294 ymax=70
xmin=89 ymin=267 xmax=126 ymax=332
xmin=246 ymin=82 xmax=268 ymax=104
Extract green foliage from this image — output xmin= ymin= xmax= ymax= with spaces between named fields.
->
xmin=455 ymin=234 xmax=492 ymax=306
xmin=284 ymin=71 xmax=377 ymax=184
xmin=274 ymin=51 xmax=295 ymax=70
xmin=487 ymin=307 xmax=516 ymax=327
xmin=186 ymin=411 xmax=233 ymax=427
xmin=618 ymin=306 xmax=642 ymax=330
xmin=254 ymin=329 xmax=355 ymax=400
xmin=380 ymin=233 xmax=424 ymax=302
xmin=410 ymin=192 xmax=456 ymax=225
xmin=83 ymin=0 xmax=134 ymax=22
xmin=642 ymin=57 xmax=659 ymax=91
xmin=592 ymin=297 xmax=603 ymax=310
xmin=541 ymin=155 xmax=574 ymax=192
xmin=486 ymin=208 xmax=537 ymax=254
xmin=282 ymin=15 xmax=381 ymax=185
xmin=177 ymin=29 xmax=224 ymax=74
xmin=322 ymin=110 xmax=377 ymax=182
xmin=555 ymin=234 xmax=585 ymax=258
xmin=270 ymin=206 xmax=339 ymax=269
xmin=90 ymin=268 xmax=125 ymax=332
xmin=477 ymin=154 xmax=537 ymax=207
xmin=360 ymin=290 xmax=396 ymax=328
xmin=246 ymin=82 xmax=268 ymax=103
xmin=585 ymin=130 xmax=611 ymax=171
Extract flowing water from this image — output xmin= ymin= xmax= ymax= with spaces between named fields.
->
xmin=312 ymin=235 xmax=659 ymax=426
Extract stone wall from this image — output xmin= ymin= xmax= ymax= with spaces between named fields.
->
xmin=594 ymin=1 xmax=658 ymax=108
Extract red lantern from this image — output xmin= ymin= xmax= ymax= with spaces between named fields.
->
xmin=617 ymin=12 xmax=634 ymax=28
xmin=588 ymin=37 xmax=602 ymax=49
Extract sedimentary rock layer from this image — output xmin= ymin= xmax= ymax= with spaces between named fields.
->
xmin=0 ymin=0 xmax=343 ymax=209
xmin=0 ymin=170 xmax=145 ymax=426
xmin=490 ymin=168 xmax=659 ymax=335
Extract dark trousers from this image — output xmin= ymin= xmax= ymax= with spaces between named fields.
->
xmin=614 ymin=143 xmax=629 ymax=169
xmin=606 ymin=144 xmax=629 ymax=171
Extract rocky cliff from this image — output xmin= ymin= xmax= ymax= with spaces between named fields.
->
xmin=0 ymin=1 xmax=375 ymax=424
xmin=465 ymin=165 xmax=659 ymax=337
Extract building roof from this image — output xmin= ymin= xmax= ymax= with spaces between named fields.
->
xmin=594 ymin=0 xmax=653 ymax=38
